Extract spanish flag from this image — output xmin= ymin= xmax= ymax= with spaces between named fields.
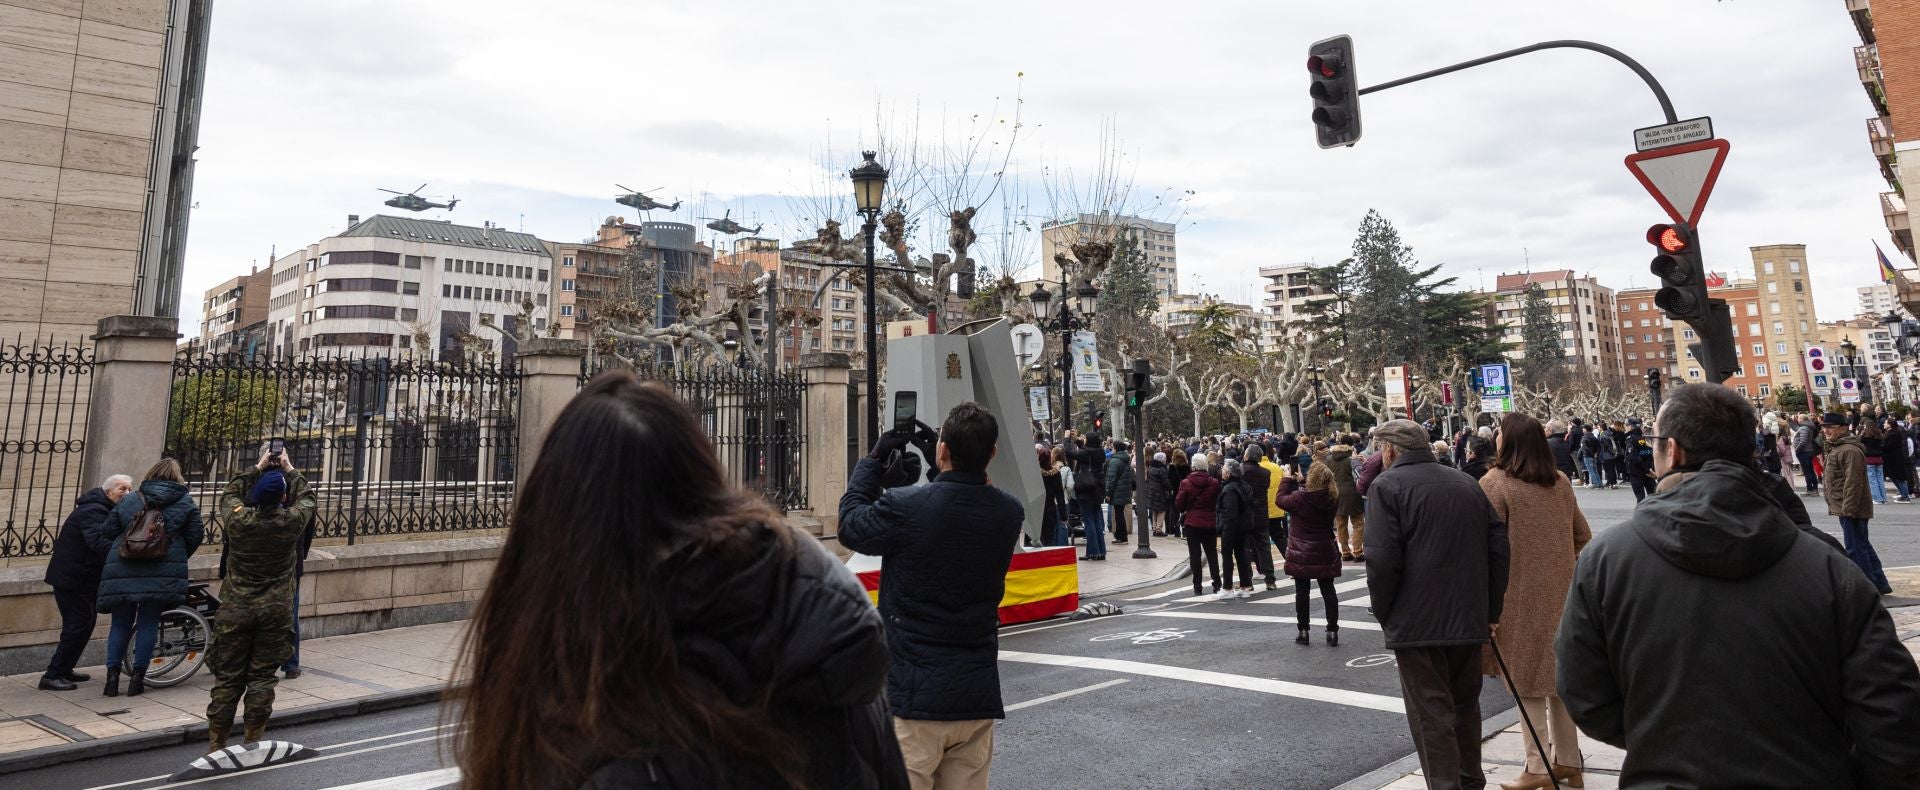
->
xmin=856 ymin=546 xmax=1081 ymax=626
xmin=1878 ymin=240 xmax=1904 ymax=285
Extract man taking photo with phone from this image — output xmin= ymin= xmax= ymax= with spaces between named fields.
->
xmin=205 ymin=442 xmax=316 ymax=752
xmin=840 ymin=402 xmax=1023 ymax=790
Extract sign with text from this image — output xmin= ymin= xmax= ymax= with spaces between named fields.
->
xmin=1633 ymin=116 xmax=1714 ymax=152
xmin=1028 ymin=386 xmax=1052 ymax=421
xmin=1384 ymin=366 xmax=1408 ymax=409
xmin=1840 ymin=378 xmax=1861 ymax=404
xmin=1070 ymin=331 xmax=1103 ymax=393
xmin=1480 ymin=395 xmax=1512 ymax=414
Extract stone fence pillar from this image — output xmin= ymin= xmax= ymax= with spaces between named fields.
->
xmin=799 ymin=353 xmax=851 ymax=536
xmin=81 ymin=316 xmax=180 ymax=490
xmin=514 ymin=338 xmax=584 ymax=488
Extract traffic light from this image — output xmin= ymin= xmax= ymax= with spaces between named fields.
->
xmin=1308 ymin=35 xmax=1361 ymax=149
xmin=1648 ymin=223 xmax=1708 ymax=323
xmin=1125 ymin=358 xmax=1154 ymax=410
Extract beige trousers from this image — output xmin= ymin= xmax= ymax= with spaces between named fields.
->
xmin=893 ymin=717 xmax=994 ymax=790
xmin=1335 ymin=512 xmax=1366 ymax=555
xmin=1515 ymin=694 xmax=1583 ymax=775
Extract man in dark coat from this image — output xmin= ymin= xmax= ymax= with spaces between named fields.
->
xmin=1556 ymin=384 xmax=1920 ymax=788
xmin=38 ymin=474 xmax=133 ymax=691
xmin=1237 ymin=446 xmax=1276 ymax=588
xmin=1365 ymin=419 xmax=1510 ymax=790
xmin=840 ymin=402 xmax=1023 ymax=790
xmin=1103 ymin=440 xmax=1134 ymax=544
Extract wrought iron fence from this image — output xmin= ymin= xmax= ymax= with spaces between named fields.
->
xmin=580 ymin=360 xmax=808 ymax=510
xmin=0 ymin=340 xmax=94 ymax=558
xmin=165 ymin=349 xmax=521 ymax=545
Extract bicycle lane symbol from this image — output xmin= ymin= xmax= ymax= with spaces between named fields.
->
xmin=1090 ymin=627 xmax=1196 ymax=645
xmin=1346 ymin=653 xmax=1397 ymax=669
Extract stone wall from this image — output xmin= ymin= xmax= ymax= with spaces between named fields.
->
xmin=0 ymin=536 xmax=501 ymax=676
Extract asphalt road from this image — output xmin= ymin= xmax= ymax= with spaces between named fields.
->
xmin=17 ymin=485 xmax=1917 ymax=790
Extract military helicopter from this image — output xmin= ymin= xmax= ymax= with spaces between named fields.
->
xmin=614 ymin=185 xmax=679 ymax=213
xmin=379 ymin=184 xmax=457 ymax=212
xmin=699 ymin=210 xmax=761 ymax=236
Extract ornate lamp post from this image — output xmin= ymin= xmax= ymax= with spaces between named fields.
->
xmin=1842 ymin=335 xmax=1875 ymax=407
xmin=1028 ymin=275 xmax=1099 ymax=438
xmin=1306 ymin=365 xmax=1326 ymax=433
xmin=848 ymin=151 xmax=890 ymax=445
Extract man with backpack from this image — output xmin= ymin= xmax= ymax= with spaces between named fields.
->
xmin=1791 ymin=415 xmax=1820 ymax=494
xmin=1624 ymin=418 xmax=1656 ymax=502
xmin=205 ymin=449 xmax=316 ymax=751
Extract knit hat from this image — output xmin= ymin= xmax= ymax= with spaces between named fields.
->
xmin=1153 ymin=452 xmax=1167 ymax=463
xmin=249 ymin=470 xmax=287 ymax=509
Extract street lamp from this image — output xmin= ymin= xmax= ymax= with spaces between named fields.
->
xmin=1030 ymin=274 xmax=1098 ymax=438
xmin=849 ymin=151 xmax=890 ymax=446
xmin=1306 ymin=365 xmax=1326 ymax=433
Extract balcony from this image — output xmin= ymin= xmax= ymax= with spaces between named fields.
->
xmin=1885 ymin=191 xmax=1912 ymax=251
xmin=1849 ymin=0 xmax=1874 ymax=45
xmin=1858 ymin=45 xmax=1889 ymax=115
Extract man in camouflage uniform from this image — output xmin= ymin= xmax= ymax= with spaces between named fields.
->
xmin=206 ymin=450 xmax=315 ymax=751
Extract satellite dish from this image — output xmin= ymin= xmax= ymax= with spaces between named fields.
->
xmin=1009 ymin=324 xmax=1044 ymax=367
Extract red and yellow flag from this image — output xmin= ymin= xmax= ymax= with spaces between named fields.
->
xmin=1878 ymin=240 xmax=1904 ymax=285
xmin=856 ymin=546 xmax=1080 ymax=626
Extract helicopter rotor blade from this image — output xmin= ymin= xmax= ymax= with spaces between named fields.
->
xmin=413 ymin=183 xmax=428 ymax=195
xmin=379 ymin=189 xmax=404 ymax=194
xmin=614 ymin=184 xmax=633 ymax=193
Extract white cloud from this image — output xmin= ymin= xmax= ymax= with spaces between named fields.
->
xmin=179 ymin=0 xmax=1895 ymax=337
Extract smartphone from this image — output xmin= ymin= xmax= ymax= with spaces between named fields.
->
xmin=267 ymin=437 xmax=286 ymax=462
xmin=892 ymin=391 xmax=917 ymax=434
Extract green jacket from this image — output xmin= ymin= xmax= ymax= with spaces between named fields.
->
xmin=218 ymin=468 xmax=317 ymax=606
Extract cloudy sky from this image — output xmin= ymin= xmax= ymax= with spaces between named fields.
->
xmin=178 ymin=0 xmax=1893 ymax=332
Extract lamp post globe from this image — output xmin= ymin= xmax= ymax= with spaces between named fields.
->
xmin=849 ymin=150 xmax=889 ymax=213
xmin=848 ymin=151 xmax=890 ymax=446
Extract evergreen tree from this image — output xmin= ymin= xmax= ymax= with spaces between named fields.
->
xmin=1096 ymin=230 xmax=1160 ymax=330
xmin=1296 ymin=258 xmax=1355 ymax=345
xmin=1518 ymin=283 xmax=1568 ymax=390
xmin=1347 ymin=210 xmax=1425 ymax=373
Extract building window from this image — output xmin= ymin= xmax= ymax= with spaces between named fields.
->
xmin=1754 ymin=363 xmax=1767 ymax=377
xmin=1775 ymin=342 xmax=1786 ymax=354
xmin=562 ymin=279 xmax=575 ymax=292
xmin=301 ymin=311 xmax=312 ymax=325
xmin=1759 ymin=384 xmax=1770 ymax=396
xmin=564 ymin=256 xmax=574 ymax=267
xmin=1751 ymin=343 xmax=1763 ymax=356
xmin=1770 ymin=301 xmax=1781 ymax=314
xmin=560 ymin=305 xmax=574 ymax=317
xmin=1764 ymin=261 xmax=1775 ymax=275
xmin=1746 ymin=303 xmax=1758 ymax=316
xmin=328 ymin=250 xmax=401 ymax=266
xmin=403 ymin=281 xmax=419 ymax=295
xmin=324 ymin=278 xmax=399 ymax=293
xmin=404 ymin=255 xmax=422 ymax=269
xmin=1748 ymin=322 xmax=1760 ymax=336
xmin=1688 ymin=369 xmax=1702 ymax=380
xmin=400 ymin=308 xmax=418 ymax=321
xmin=538 ymin=269 xmax=548 ymax=282
xmin=1789 ymin=260 xmax=1801 ymax=273
xmin=1736 ymin=385 xmax=1748 ymax=396
xmin=1799 ymin=321 xmax=1809 ymax=333
xmin=321 ymin=305 xmax=396 ymax=319
xmin=1779 ymin=362 xmax=1791 ymax=374
xmin=1793 ymin=280 xmax=1804 ymax=293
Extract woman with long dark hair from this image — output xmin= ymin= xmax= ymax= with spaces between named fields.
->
xmin=1479 ymin=412 xmax=1591 ymax=790
xmin=453 ymin=372 xmax=905 ymax=790
xmin=1166 ymin=448 xmax=1191 ymax=537
xmin=1039 ymin=445 xmax=1067 ymax=546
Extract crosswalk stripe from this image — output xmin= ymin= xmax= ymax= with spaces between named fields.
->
xmin=319 ymin=767 xmax=462 ymax=790
xmin=999 ymin=650 xmax=1404 ymax=713
xmin=1004 ymin=678 xmax=1131 ymax=712
xmin=1251 ymin=576 xmax=1371 ymax=602
xmin=1136 ymin=610 xmax=1381 ymax=631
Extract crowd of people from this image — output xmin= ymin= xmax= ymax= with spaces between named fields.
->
xmin=32 ymin=373 xmax=1920 ymax=789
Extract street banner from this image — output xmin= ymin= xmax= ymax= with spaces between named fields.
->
xmin=1441 ymin=381 xmax=1454 ymax=406
xmin=1384 ymin=366 xmax=1408 ymax=409
xmin=1028 ymin=386 xmax=1052 ymax=421
xmin=857 ymin=546 xmax=1078 ymax=625
xmin=1071 ymin=331 xmax=1103 ymax=393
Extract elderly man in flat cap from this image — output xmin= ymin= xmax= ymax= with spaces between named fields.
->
xmin=1364 ymin=419 xmax=1510 ymax=790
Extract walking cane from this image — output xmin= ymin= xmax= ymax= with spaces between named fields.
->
xmin=1489 ymin=635 xmax=1563 ymax=790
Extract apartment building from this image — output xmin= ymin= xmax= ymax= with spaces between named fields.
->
xmin=1487 ymin=270 xmax=1623 ymax=380
xmin=0 ymin=0 xmax=213 ymax=340
xmin=1257 ymin=262 xmax=1336 ymax=346
xmin=1161 ymin=293 xmax=1258 ymax=345
xmin=1849 ymin=0 xmax=1918 ymax=264
xmin=1859 ymin=280 xmax=1909 ymax=320
xmin=1749 ymin=244 xmax=1823 ymax=396
xmin=1620 ymin=278 xmax=1779 ymax=400
xmin=1040 ymin=213 xmax=1177 ymax=299
xmin=197 ymin=267 xmax=270 ymax=356
xmin=708 ymin=238 xmax=866 ymax=367
xmin=265 ymin=215 xmax=554 ymax=361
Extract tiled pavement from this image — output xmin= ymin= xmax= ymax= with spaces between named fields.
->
xmin=0 ymin=621 xmax=463 ymax=759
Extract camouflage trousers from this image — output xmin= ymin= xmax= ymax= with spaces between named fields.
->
xmin=204 ymin=599 xmax=294 ymax=735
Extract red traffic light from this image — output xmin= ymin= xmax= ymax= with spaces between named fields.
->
xmin=1646 ymin=224 xmax=1690 ymax=254
xmin=1308 ymin=54 xmax=1341 ymax=78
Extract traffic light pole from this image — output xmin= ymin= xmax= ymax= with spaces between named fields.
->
xmin=1356 ymin=40 xmax=1678 ymax=125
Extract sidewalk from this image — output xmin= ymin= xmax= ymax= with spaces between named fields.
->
xmin=0 ymin=621 xmax=463 ymax=771
xmin=0 ymin=547 xmax=1181 ymax=773
xmin=1356 ymin=604 xmax=1920 ymax=790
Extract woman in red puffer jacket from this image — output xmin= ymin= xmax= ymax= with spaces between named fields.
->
xmin=1274 ymin=460 xmax=1343 ymax=646
xmin=1175 ymin=454 xmax=1223 ymax=597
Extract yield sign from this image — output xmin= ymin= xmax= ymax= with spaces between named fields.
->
xmin=1624 ymin=138 xmax=1731 ymax=228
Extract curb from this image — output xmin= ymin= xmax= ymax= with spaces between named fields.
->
xmin=1084 ymin=559 xmax=1192 ymax=599
xmin=0 ymin=685 xmax=448 ymax=776
xmin=1329 ymin=706 xmax=1522 ymax=790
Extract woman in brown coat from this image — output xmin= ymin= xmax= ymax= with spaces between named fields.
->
xmin=1480 ymin=412 xmax=1591 ymax=790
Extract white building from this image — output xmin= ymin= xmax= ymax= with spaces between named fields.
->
xmin=266 ymin=215 xmax=555 ymax=361
xmin=1039 ymin=213 xmax=1178 ymax=299
xmin=1161 ymin=293 xmax=1258 ymax=344
xmin=1858 ymin=281 xmax=1909 ymax=320
xmin=1258 ymin=263 xmax=1336 ymax=348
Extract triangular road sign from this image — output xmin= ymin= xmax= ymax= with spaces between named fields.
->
xmin=1625 ymin=138 xmax=1731 ymax=228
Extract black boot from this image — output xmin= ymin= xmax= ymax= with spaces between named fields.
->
xmin=63 ymin=670 xmax=91 ymax=682
xmin=126 ymin=668 xmax=146 ymax=697
xmin=1295 ymin=626 xmax=1310 ymax=645
xmin=1326 ymin=626 xmax=1339 ymax=647
xmin=103 ymin=666 xmax=120 ymax=697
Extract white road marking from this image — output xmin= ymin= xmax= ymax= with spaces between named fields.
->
xmin=999 ymin=650 xmax=1404 ymax=713
xmin=1251 ymin=576 xmax=1371 ymax=603
xmin=79 ymin=725 xmax=457 ymax=790
xmin=81 ymin=732 xmax=456 ymax=790
xmin=1136 ymin=610 xmax=1381 ymax=631
xmin=1004 ymin=678 xmax=1131 ymax=712
xmin=320 ymin=766 xmax=463 ymax=790
xmin=1123 ymin=588 xmax=1192 ymax=601
xmin=1340 ymin=594 xmax=1373 ymax=607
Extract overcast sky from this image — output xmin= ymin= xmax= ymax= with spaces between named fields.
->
xmin=178 ymin=0 xmax=1894 ymax=333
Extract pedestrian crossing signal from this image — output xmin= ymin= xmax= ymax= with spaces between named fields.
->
xmin=1649 ymin=222 xmax=1708 ymax=322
